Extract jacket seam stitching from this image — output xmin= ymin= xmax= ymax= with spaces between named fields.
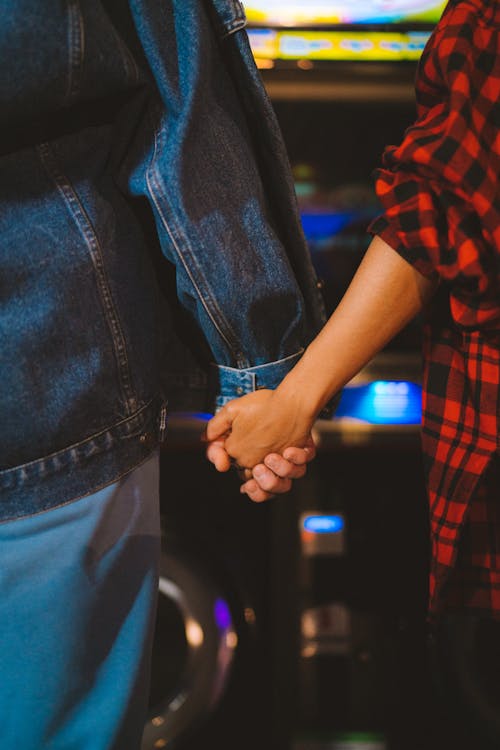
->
xmin=0 ymin=395 xmax=159 ymax=486
xmin=214 ymin=348 xmax=305 ymax=374
xmin=65 ymin=0 xmax=85 ymax=103
xmin=146 ymin=121 xmax=248 ymax=368
xmin=37 ymin=142 xmax=137 ymax=414
xmin=0 ymin=452 xmax=158 ymax=526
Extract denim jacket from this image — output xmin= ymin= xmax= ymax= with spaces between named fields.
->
xmin=0 ymin=0 xmax=327 ymax=521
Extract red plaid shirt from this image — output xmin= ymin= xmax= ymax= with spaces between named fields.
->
xmin=369 ymin=0 xmax=500 ymax=620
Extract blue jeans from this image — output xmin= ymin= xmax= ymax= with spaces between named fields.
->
xmin=0 ymin=453 xmax=160 ymax=749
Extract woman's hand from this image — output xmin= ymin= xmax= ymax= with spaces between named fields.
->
xmin=205 ymin=388 xmax=316 ymax=470
xmin=206 ymin=235 xmax=439 ymax=500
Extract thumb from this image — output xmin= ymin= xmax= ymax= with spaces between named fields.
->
xmin=206 ymin=405 xmax=233 ymax=442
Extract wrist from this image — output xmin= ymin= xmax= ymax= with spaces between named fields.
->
xmin=276 ymin=341 xmax=342 ymax=421
xmin=274 ymin=367 xmax=324 ymax=425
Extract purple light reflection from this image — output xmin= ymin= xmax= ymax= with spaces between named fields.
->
xmin=214 ymin=598 xmax=232 ymax=631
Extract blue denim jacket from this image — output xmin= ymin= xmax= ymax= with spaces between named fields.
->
xmin=0 ymin=0 xmax=327 ymax=521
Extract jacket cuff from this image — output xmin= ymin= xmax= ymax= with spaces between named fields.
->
xmin=211 ymin=350 xmax=338 ymax=419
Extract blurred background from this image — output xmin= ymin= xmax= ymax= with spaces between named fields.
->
xmin=141 ymin=4 xmax=500 ymax=750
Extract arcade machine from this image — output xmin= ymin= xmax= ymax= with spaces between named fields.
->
xmin=142 ymin=3 xmax=500 ymax=750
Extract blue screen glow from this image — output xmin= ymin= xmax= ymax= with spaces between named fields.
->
xmin=300 ymin=211 xmax=364 ymax=242
xmin=172 ymin=411 xmax=213 ymax=421
xmin=303 ymin=514 xmax=345 ymax=534
xmin=214 ymin=598 xmax=232 ymax=631
xmin=335 ymin=380 xmax=422 ymax=425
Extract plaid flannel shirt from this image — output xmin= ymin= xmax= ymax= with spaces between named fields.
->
xmin=369 ymin=0 xmax=500 ymax=619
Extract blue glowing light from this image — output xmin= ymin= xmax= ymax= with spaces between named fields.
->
xmin=335 ymin=380 xmax=422 ymax=425
xmin=300 ymin=212 xmax=357 ymax=241
xmin=303 ymin=515 xmax=345 ymax=534
xmin=172 ymin=411 xmax=213 ymax=422
xmin=214 ymin=598 xmax=232 ymax=631
xmin=372 ymin=381 xmax=410 ymax=396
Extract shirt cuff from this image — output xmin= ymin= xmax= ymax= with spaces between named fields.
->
xmin=211 ymin=350 xmax=337 ymax=418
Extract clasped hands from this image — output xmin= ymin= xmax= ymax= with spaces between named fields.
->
xmin=205 ymin=388 xmax=316 ymax=502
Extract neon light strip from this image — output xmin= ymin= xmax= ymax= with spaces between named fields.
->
xmin=248 ymin=29 xmax=431 ymax=61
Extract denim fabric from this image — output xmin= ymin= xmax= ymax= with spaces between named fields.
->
xmin=0 ymin=1 xmax=327 ymax=520
xmin=212 ymin=349 xmax=306 ymax=408
xmin=0 ymin=452 xmax=160 ymax=749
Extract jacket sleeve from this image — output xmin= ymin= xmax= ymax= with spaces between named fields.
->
xmin=124 ymin=0 xmax=332 ymax=410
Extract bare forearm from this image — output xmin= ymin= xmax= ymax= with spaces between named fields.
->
xmin=206 ymin=235 xmax=438 ymax=470
xmin=277 ymin=235 xmax=438 ymax=417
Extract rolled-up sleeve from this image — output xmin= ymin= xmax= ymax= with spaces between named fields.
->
xmin=368 ymin=0 xmax=500 ymax=329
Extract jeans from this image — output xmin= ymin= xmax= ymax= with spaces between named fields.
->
xmin=0 ymin=453 xmax=160 ymax=749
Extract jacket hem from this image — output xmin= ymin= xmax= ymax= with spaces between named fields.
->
xmin=0 ymin=394 xmax=166 ymax=523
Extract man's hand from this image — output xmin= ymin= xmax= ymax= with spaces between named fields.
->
xmin=206 ymin=389 xmax=315 ymax=469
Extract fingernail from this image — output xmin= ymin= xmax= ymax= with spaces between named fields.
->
xmin=253 ymin=467 xmax=265 ymax=480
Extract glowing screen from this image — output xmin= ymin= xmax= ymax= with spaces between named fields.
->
xmin=245 ymin=1 xmax=447 ymax=26
xmin=248 ymin=28 xmax=431 ymax=61
xmin=303 ymin=515 xmax=345 ymax=534
xmin=334 ymin=381 xmax=422 ymax=424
